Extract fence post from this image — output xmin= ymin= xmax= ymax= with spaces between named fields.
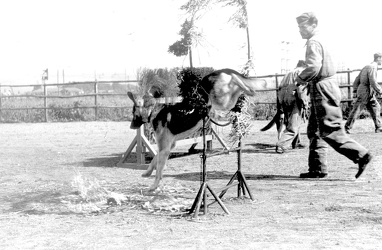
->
xmin=274 ymin=73 xmax=279 ymax=117
xmin=347 ymin=69 xmax=351 ymax=101
xmin=94 ymin=80 xmax=98 ymax=121
xmin=275 ymin=73 xmax=279 ymax=91
xmin=275 ymin=73 xmax=279 ymax=103
xmin=0 ymin=84 xmax=2 ymax=121
xmin=44 ymin=80 xmax=48 ymax=122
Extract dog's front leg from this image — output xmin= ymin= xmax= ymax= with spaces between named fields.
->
xmin=142 ymin=155 xmax=157 ymax=177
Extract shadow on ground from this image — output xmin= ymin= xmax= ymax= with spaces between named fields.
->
xmin=165 ymin=171 xmax=347 ymax=182
xmin=80 ymin=142 xmax=282 ymax=169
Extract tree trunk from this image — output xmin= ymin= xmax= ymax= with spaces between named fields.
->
xmin=246 ymin=26 xmax=251 ymax=60
xmin=189 ymin=47 xmax=193 ymax=69
xmin=245 ymin=1 xmax=254 ymax=61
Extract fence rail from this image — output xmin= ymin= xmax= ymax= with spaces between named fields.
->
xmin=248 ymin=68 xmax=371 ymax=105
xmin=0 ymin=80 xmax=139 ymax=122
xmin=0 ymin=69 xmax=378 ymax=122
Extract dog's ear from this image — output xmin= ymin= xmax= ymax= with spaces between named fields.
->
xmin=127 ymin=92 xmax=136 ymax=105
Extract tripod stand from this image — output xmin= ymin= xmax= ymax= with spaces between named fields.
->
xmin=218 ymin=138 xmax=254 ymax=200
xmin=188 ymin=117 xmax=230 ymax=218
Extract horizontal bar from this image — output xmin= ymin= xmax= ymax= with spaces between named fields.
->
xmin=0 ymin=93 xmax=131 ymax=99
xmin=0 ymin=80 xmax=141 ymax=88
xmin=1 ymin=97 xmax=365 ymax=111
xmin=0 ymin=106 xmax=132 ymax=111
xmin=0 ymin=69 xmax=371 ymax=89
xmin=172 ymin=135 xmax=213 ymax=146
xmin=206 ymin=147 xmax=240 ymax=158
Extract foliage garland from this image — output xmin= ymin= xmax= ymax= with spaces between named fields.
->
xmin=227 ymin=94 xmax=253 ymax=144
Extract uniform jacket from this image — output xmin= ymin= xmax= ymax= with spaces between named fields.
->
xmin=353 ymin=62 xmax=382 ymax=102
xmin=296 ymin=32 xmax=341 ymax=107
xmin=296 ymin=33 xmax=336 ymax=84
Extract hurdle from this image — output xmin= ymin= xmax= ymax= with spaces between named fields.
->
xmin=188 ymin=117 xmax=254 ymax=218
xmin=117 ymin=112 xmax=229 ymax=169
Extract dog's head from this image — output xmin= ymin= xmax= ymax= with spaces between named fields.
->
xmin=295 ymin=83 xmax=309 ymax=110
xmin=292 ymin=66 xmax=310 ymax=110
xmin=127 ymin=91 xmax=157 ymax=129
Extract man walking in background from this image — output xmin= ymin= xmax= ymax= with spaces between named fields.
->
xmin=345 ymin=53 xmax=382 ymax=133
xmin=295 ymin=12 xmax=372 ymax=179
xmin=269 ymin=60 xmax=308 ymax=153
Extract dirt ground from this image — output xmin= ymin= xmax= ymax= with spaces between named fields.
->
xmin=1 ymin=119 xmax=382 ymax=250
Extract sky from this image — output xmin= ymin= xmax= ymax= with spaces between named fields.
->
xmin=0 ymin=0 xmax=382 ymax=86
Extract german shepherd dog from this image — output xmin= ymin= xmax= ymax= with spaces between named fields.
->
xmin=128 ymin=69 xmax=267 ymax=190
xmin=260 ymin=67 xmax=309 ymax=151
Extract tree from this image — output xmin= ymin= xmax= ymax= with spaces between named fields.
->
xmin=176 ymin=0 xmax=252 ymax=72
xmin=218 ymin=0 xmax=255 ymax=75
xmin=168 ymin=19 xmax=194 ymax=68
xmin=180 ymin=0 xmax=214 ymax=21
xmin=168 ymin=0 xmax=212 ymax=68
xmin=217 ymin=0 xmax=251 ymax=60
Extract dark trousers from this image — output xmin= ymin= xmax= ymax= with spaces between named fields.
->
xmin=276 ymin=102 xmax=303 ymax=150
xmin=345 ymin=95 xmax=382 ymax=130
xmin=307 ymin=78 xmax=369 ymax=173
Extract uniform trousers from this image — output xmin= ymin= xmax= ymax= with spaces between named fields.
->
xmin=345 ymin=94 xmax=382 ymax=130
xmin=307 ymin=77 xmax=369 ymax=173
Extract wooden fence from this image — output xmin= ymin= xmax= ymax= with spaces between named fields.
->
xmin=0 ymin=80 xmax=139 ymax=122
xmin=253 ymin=68 xmax=368 ymax=103
xmin=0 ymin=69 xmax=376 ymax=122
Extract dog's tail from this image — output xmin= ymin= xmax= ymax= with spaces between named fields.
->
xmin=260 ymin=111 xmax=284 ymax=132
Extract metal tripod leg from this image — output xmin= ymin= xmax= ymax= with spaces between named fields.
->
xmin=219 ymin=137 xmax=254 ymax=200
xmin=188 ymin=116 xmax=230 ymax=218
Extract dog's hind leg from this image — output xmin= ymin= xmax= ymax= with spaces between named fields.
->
xmin=277 ymin=113 xmax=285 ymax=140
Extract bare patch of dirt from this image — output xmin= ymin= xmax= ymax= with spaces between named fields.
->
xmin=1 ymin=120 xmax=382 ymax=249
